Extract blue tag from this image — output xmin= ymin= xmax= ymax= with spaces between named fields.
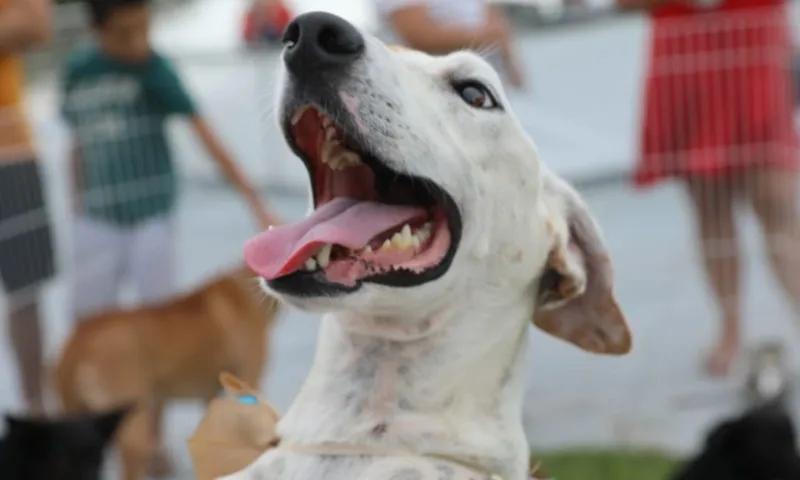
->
xmin=237 ymin=394 xmax=258 ymax=405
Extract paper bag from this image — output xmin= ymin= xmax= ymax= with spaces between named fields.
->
xmin=188 ymin=373 xmax=282 ymax=480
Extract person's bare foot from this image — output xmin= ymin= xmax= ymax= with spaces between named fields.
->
xmin=148 ymin=449 xmax=174 ymax=478
xmin=705 ymin=330 xmax=740 ymax=377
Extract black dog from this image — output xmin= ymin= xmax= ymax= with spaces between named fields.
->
xmin=0 ymin=406 xmax=129 ymax=480
xmin=671 ymin=402 xmax=800 ymax=480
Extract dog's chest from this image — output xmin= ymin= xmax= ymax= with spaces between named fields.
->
xmin=266 ymin=454 xmax=506 ymax=480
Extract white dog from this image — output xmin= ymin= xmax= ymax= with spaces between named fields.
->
xmin=233 ymin=11 xmax=631 ymax=480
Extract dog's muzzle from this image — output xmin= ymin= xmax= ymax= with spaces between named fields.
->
xmin=281 ymin=11 xmax=366 ymax=77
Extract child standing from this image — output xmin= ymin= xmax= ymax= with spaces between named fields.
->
xmin=243 ymin=0 xmax=293 ymax=45
xmin=61 ymin=0 xmax=277 ymax=473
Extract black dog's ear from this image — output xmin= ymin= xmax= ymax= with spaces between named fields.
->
xmin=94 ymin=404 xmax=133 ymax=443
xmin=4 ymin=414 xmax=45 ymax=437
xmin=4 ymin=414 xmax=23 ymax=429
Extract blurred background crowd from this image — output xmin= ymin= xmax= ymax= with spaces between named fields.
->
xmin=0 ymin=0 xmax=799 ymax=478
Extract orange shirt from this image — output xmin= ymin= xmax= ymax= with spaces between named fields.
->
xmin=0 ymin=1 xmax=34 ymax=161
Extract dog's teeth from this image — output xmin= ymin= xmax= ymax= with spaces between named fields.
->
xmin=363 ymin=245 xmax=373 ymax=254
xmin=401 ymin=224 xmax=413 ymax=244
xmin=331 ymin=151 xmax=360 ymax=170
xmin=327 ymin=156 xmax=342 ymax=171
xmin=316 ymin=244 xmax=332 ymax=268
xmin=325 ymin=126 xmax=338 ymax=141
xmin=320 ymin=138 xmax=362 ymax=171
xmin=416 ymin=222 xmax=433 ymax=242
xmin=383 ymin=224 xmax=424 ymax=251
xmin=390 ymin=232 xmax=403 ymax=248
xmin=391 ymin=231 xmax=413 ymax=250
xmin=304 ymin=257 xmax=317 ymax=271
xmin=291 ymin=106 xmax=311 ymax=125
xmin=340 ymin=151 xmax=360 ymax=168
xmin=321 ymin=140 xmax=340 ymax=164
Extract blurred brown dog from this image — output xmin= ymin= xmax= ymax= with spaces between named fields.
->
xmin=53 ymin=265 xmax=281 ymax=480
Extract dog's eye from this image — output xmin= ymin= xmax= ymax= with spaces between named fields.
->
xmin=454 ymin=82 xmax=498 ymax=109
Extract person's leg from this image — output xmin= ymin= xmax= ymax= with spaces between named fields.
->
xmin=683 ymin=175 xmax=742 ymax=376
xmin=746 ymin=168 xmax=800 ymax=316
xmin=126 ymin=215 xmax=176 ymax=477
xmin=6 ymin=292 xmax=45 ymax=415
xmin=0 ymin=160 xmax=58 ymax=415
xmin=128 ymin=215 xmax=176 ymax=306
xmin=71 ymin=216 xmax=126 ymax=322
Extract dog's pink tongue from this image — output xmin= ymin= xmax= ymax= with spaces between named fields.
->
xmin=244 ymin=197 xmax=426 ymax=280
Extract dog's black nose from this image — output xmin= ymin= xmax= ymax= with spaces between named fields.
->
xmin=282 ymin=12 xmax=365 ymax=73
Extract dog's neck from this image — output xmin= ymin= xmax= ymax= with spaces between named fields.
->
xmin=278 ymin=297 xmax=533 ymax=479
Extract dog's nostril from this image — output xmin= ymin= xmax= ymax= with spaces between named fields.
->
xmin=317 ymin=24 xmax=363 ymax=57
xmin=281 ymin=22 xmax=300 ymax=48
xmin=282 ymin=13 xmax=365 ymax=73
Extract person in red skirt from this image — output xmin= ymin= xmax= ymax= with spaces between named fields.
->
xmin=243 ymin=0 xmax=293 ymax=45
xmin=620 ymin=0 xmax=799 ymax=376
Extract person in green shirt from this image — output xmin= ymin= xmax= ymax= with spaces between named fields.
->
xmin=61 ymin=0 xmax=278 ymax=474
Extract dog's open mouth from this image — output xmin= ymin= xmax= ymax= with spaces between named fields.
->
xmin=244 ymin=105 xmax=462 ymax=291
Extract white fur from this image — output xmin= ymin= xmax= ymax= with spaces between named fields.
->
xmin=224 ymin=22 xmax=627 ymax=480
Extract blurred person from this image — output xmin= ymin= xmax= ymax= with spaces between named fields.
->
xmin=61 ymin=0 xmax=279 ymax=473
xmin=0 ymin=0 xmax=54 ymax=416
xmin=243 ymin=0 xmax=293 ymax=46
xmin=620 ymin=0 xmax=799 ymax=376
xmin=372 ymin=0 xmax=526 ymax=88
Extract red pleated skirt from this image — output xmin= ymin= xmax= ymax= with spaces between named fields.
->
xmin=634 ymin=3 xmax=799 ymax=187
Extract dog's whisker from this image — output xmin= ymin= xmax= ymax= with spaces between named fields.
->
xmin=476 ymin=43 xmax=499 ymax=59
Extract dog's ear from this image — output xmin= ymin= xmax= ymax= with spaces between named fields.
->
xmin=3 ymin=414 xmax=49 ymax=447
xmin=532 ymin=170 xmax=631 ymax=355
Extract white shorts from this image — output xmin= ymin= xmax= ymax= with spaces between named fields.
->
xmin=71 ymin=215 xmax=175 ymax=320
